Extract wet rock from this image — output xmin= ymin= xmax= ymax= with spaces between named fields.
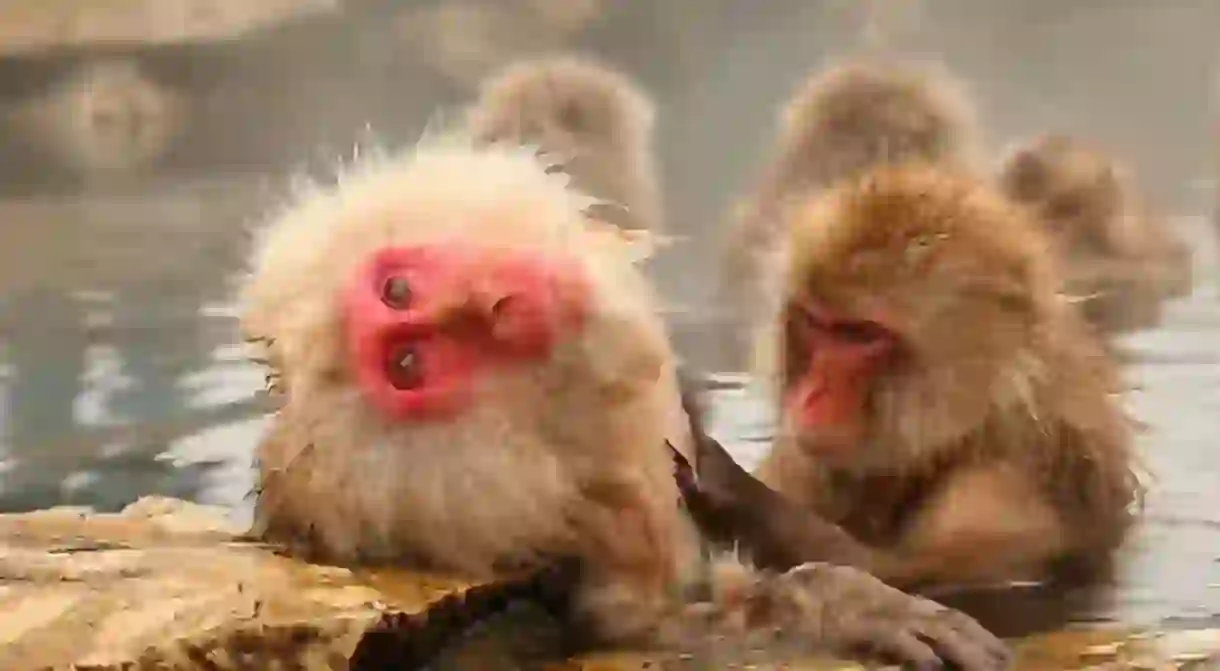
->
xmin=3 ymin=496 xmax=1220 ymax=670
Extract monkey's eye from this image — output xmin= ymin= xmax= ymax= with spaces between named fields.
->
xmin=381 ymin=276 xmax=412 ymax=309
xmin=385 ymin=343 xmax=422 ymax=390
xmin=830 ymin=320 xmax=889 ymax=345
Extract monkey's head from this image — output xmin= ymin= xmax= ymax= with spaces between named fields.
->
xmin=772 ymin=164 xmax=1062 ymax=471
xmin=468 ymin=56 xmax=660 ymax=231
xmin=778 ymin=60 xmax=981 ymax=189
xmin=998 ymin=134 xmax=1128 ymax=251
xmin=469 ymin=56 xmax=654 ymax=160
xmin=241 ymin=136 xmax=674 ymax=573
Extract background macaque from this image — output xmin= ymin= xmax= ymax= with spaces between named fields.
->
xmin=467 ymin=55 xmax=664 ymax=232
xmin=720 ymin=59 xmax=983 ymax=368
xmin=754 ymin=163 xmax=1142 ymax=593
xmin=998 ymin=133 xmax=1194 ymax=335
xmin=8 ymin=58 xmax=188 ymax=178
xmin=239 ymin=136 xmax=1008 ymax=669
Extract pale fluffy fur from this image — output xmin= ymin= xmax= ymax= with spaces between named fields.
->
xmin=243 ymin=135 xmax=685 ymax=581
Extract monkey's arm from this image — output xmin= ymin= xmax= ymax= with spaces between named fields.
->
xmin=671 ymin=437 xmax=875 ymax=572
xmin=677 ymin=432 xmax=1062 ymax=592
xmin=876 ymin=464 xmax=1067 ymax=590
xmin=672 ymin=371 xmax=877 ymax=572
xmin=576 ymin=466 xmax=1010 ymax=670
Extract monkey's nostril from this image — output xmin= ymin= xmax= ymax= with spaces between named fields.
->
xmin=489 ymin=296 xmax=513 ymax=321
xmin=384 ymin=342 xmax=422 ymax=390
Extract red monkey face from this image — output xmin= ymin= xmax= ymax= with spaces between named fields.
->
xmin=342 ymin=243 xmax=591 ymax=422
xmin=782 ymin=297 xmax=898 ymax=459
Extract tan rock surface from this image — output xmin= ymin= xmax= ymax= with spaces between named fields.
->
xmin=2 ymin=497 xmax=1219 ymax=670
xmin=0 ymin=496 xmax=468 ymax=670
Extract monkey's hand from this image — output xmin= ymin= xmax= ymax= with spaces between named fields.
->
xmin=669 ymin=438 xmax=874 ymax=573
xmin=769 ymin=562 xmax=1012 ymax=670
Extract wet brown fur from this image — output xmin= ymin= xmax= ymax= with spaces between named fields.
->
xmin=467 ymin=55 xmax=663 ymax=232
xmin=756 ymin=163 xmax=1142 ymax=590
xmin=721 ymin=59 xmax=983 ymax=368
xmin=998 ymin=134 xmax=1194 ymax=335
xmin=238 ymin=137 xmax=1009 ymax=668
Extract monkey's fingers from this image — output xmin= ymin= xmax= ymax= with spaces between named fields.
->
xmin=667 ymin=439 xmax=736 ymax=534
xmin=862 ymin=597 xmax=1010 ymax=671
xmin=847 ymin=626 xmax=944 ymax=671
xmin=909 ymin=602 xmax=1013 ymax=671
xmin=920 ymin=600 xmax=1012 ymax=660
xmin=667 ymin=440 xmax=699 ymax=495
xmin=779 ymin=564 xmax=1011 ymax=671
xmin=836 ymin=611 xmax=1010 ymax=671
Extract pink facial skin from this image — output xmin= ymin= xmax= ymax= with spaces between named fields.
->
xmin=343 ymin=243 xmax=591 ymax=422
xmin=785 ymin=299 xmax=897 ymax=440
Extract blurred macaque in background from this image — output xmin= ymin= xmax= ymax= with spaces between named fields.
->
xmin=998 ymin=133 xmax=1194 ymax=336
xmin=468 ymin=55 xmax=663 ymax=232
xmin=7 ymin=58 xmax=188 ymax=180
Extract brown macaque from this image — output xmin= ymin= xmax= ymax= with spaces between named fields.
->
xmin=754 ymin=162 xmax=1143 ymax=593
xmin=10 ymin=58 xmax=188 ymax=177
xmin=467 ymin=56 xmax=663 ymax=232
xmin=672 ymin=377 xmax=1106 ymax=640
xmin=240 ymin=135 xmax=1009 ymax=669
xmin=998 ymin=133 xmax=1194 ymax=335
xmin=720 ymin=59 xmax=983 ymax=368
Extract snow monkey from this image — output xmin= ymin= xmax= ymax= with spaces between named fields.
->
xmin=754 ymin=163 xmax=1142 ymax=592
xmin=998 ymin=133 xmax=1194 ymax=335
xmin=239 ymin=135 xmax=1009 ymax=669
